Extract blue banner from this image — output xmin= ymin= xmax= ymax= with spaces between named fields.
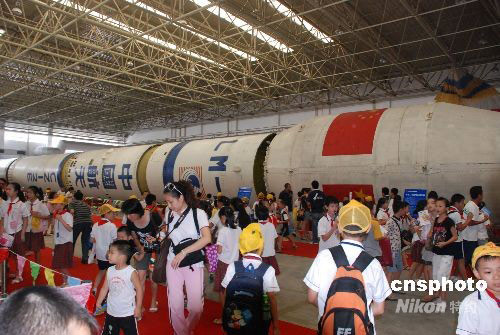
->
xmin=404 ymin=189 xmax=427 ymax=218
xmin=237 ymin=187 xmax=252 ymax=200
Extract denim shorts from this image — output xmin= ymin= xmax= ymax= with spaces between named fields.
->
xmin=388 ymin=252 xmax=403 ymax=272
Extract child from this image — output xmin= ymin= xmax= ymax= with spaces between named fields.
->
xmin=116 ymin=226 xmax=144 ymax=264
xmin=25 ymin=186 xmax=50 ymax=264
xmin=276 ymin=199 xmax=297 ymax=251
xmin=97 ymin=240 xmax=143 ymax=335
xmin=255 ymin=204 xmax=280 ymax=276
xmin=221 ymin=223 xmax=280 ymax=335
xmin=91 ymin=204 xmax=119 ymax=295
xmin=304 ymin=200 xmax=391 ymax=334
xmin=408 ymin=200 xmax=428 ymax=280
xmin=317 ymin=196 xmax=340 ymax=254
xmin=420 ymin=198 xmax=437 ymax=283
xmin=213 ymin=206 xmax=242 ymax=325
xmin=0 ymin=182 xmax=29 ymax=284
xmin=423 ymin=197 xmax=457 ymax=302
xmin=385 ymin=200 xmax=405 ymax=297
xmin=49 ymin=195 xmax=74 ymax=284
xmin=375 ymin=197 xmax=392 ymax=271
xmin=448 ymin=193 xmax=468 ymax=280
xmin=462 ymin=186 xmax=489 ymax=267
xmin=0 ymin=286 xmax=99 ymax=335
xmin=456 ymin=242 xmax=500 ymax=335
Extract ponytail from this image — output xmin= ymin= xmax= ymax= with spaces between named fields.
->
xmin=219 ymin=206 xmax=237 ymax=229
xmin=9 ymin=182 xmax=26 ymax=202
xmin=28 ymin=186 xmax=44 ymax=201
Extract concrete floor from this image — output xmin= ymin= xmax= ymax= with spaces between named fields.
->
xmin=62 ymin=235 xmax=467 ymax=335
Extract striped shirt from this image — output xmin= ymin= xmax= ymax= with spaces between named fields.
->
xmin=68 ymin=200 xmax=92 ymax=225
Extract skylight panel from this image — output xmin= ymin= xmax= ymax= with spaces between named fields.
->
xmin=268 ymin=0 xmax=333 ymax=43
xmin=53 ymin=0 xmax=227 ymax=67
xmin=125 ymin=0 xmax=256 ymax=61
xmin=191 ymin=0 xmax=293 ymax=53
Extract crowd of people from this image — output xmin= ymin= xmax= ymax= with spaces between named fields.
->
xmin=0 ymin=177 xmax=498 ymax=335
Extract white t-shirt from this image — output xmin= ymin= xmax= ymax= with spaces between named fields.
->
xmin=0 ymin=197 xmax=30 ymax=235
xmin=106 ymin=265 xmax=137 ymax=317
xmin=376 ymin=208 xmax=390 ymax=222
xmin=448 ymin=207 xmax=465 ymax=243
xmin=91 ymin=219 xmax=117 ymax=261
xmin=166 ymin=208 xmax=209 ymax=267
xmin=456 ymin=290 xmax=500 ymax=335
xmin=413 ymin=210 xmax=433 ymax=243
xmin=317 ymin=213 xmax=339 ymax=253
xmin=304 ymin=240 xmax=392 ymax=334
xmin=477 ymin=211 xmax=490 ymax=240
xmin=209 ymin=208 xmax=224 ymax=233
xmin=259 ymin=221 xmax=278 ymax=257
xmin=388 ymin=199 xmax=394 ymax=216
xmin=462 ymin=201 xmax=480 ymax=241
xmin=221 ymin=253 xmax=280 ymax=293
xmin=54 ymin=212 xmax=74 ymax=245
xmin=217 ymin=226 xmax=242 ymax=264
xmin=26 ymin=199 xmax=50 ymax=233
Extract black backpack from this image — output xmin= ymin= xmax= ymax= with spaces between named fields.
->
xmin=223 ymin=261 xmax=270 ymax=335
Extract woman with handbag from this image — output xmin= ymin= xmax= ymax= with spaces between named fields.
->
xmin=121 ymin=198 xmax=159 ymax=313
xmin=163 ymin=181 xmax=211 ymax=335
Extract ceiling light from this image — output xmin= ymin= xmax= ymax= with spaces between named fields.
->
xmin=191 ymin=0 xmax=292 ymax=53
xmin=0 ymin=28 xmax=5 ymax=37
xmin=126 ymin=0 xmax=257 ymax=60
xmin=478 ymin=38 xmax=488 ymax=46
xmin=126 ymin=60 xmax=134 ymax=67
xmin=12 ymin=1 xmax=23 ymax=15
xmin=268 ymin=0 xmax=333 ymax=43
xmin=379 ymin=58 xmax=387 ymax=64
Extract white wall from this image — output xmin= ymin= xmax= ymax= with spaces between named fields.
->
xmin=127 ymin=93 xmax=436 ymax=144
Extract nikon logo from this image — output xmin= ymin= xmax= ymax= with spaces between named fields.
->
xmin=395 ymin=298 xmax=446 ymax=314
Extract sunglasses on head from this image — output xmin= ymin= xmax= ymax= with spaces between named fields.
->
xmin=164 ymin=182 xmax=183 ymax=196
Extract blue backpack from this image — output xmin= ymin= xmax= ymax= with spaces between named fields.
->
xmin=223 ymin=261 xmax=270 ymax=335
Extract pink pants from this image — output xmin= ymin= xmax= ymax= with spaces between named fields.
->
xmin=166 ymin=261 xmax=204 ymax=335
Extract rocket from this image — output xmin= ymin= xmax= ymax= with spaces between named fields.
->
xmin=1 ymin=102 xmax=499 ymax=220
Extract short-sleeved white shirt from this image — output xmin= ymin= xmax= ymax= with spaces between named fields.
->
xmin=91 ymin=219 xmax=118 ymax=261
xmin=462 ymin=201 xmax=480 ymax=241
xmin=259 ymin=221 xmax=278 ymax=257
xmin=317 ymin=214 xmax=339 ymax=253
xmin=166 ymin=208 xmax=209 ymax=267
xmin=477 ymin=211 xmax=490 ymax=240
xmin=209 ymin=208 xmax=224 ymax=233
xmin=456 ymin=290 xmax=500 ymax=335
xmin=221 ymin=253 xmax=280 ymax=293
xmin=216 ymin=226 xmax=242 ymax=264
xmin=26 ymin=199 xmax=50 ymax=233
xmin=303 ymin=240 xmax=392 ymax=334
xmin=376 ymin=209 xmax=390 ymax=222
xmin=0 ymin=197 xmax=30 ymax=235
xmin=54 ymin=212 xmax=74 ymax=245
xmin=448 ymin=207 xmax=465 ymax=242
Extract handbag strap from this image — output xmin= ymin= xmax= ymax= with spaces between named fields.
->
xmin=166 ymin=207 xmax=192 ymax=239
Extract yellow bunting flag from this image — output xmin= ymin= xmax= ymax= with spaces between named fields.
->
xmin=44 ymin=268 xmax=55 ymax=287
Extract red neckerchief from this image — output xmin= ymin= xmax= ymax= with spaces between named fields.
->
xmin=53 ymin=209 xmax=68 ymax=216
xmin=383 ymin=208 xmax=389 ymax=216
xmin=145 ymin=204 xmax=157 ymax=212
xmin=485 ymin=289 xmax=500 ymax=308
xmin=448 ymin=206 xmax=459 ymax=214
xmin=243 ymin=255 xmax=262 ymax=261
xmin=326 ymin=213 xmax=335 ymax=227
xmin=7 ymin=199 xmax=20 ymax=215
xmin=97 ymin=218 xmax=109 ymax=226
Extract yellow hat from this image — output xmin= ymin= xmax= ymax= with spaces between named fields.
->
xmin=365 ymin=196 xmax=373 ymax=202
xmin=241 ymin=197 xmax=249 ymax=204
xmin=266 ymin=194 xmax=274 ymax=200
xmin=98 ymin=204 xmax=120 ymax=216
xmin=128 ymin=194 xmax=138 ymax=199
xmin=239 ymin=223 xmax=264 ymax=255
xmin=217 ymin=192 xmax=223 ymax=197
xmin=49 ymin=195 xmax=67 ymax=204
xmin=257 ymin=192 xmax=265 ymax=199
xmin=472 ymin=242 xmax=500 ymax=268
xmin=338 ymin=199 xmax=372 ymax=234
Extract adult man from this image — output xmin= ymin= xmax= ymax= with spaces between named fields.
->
xmin=68 ymin=190 xmax=93 ymax=264
xmin=307 ymin=180 xmax=325 ymax=244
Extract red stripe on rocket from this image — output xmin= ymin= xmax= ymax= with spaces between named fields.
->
xmin=321 ymin=109 xmax=385 ymax=200
xmin=322 ymin=109 xmax=386 ymax=156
